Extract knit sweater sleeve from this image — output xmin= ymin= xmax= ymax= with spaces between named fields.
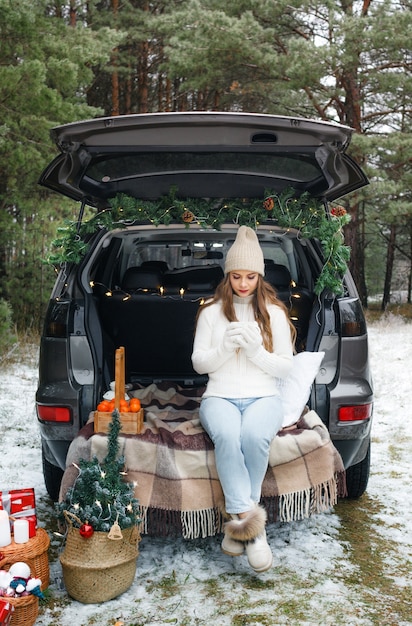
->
xmin=248 ymin=305 xmax=294 ymax=379
xmin=191 ymin=305 xmax=232 ymax=374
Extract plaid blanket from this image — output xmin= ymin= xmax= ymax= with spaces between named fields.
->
xmin=60 ymin=384 xmax=346 ymax=539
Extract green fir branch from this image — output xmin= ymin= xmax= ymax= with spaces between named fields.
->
xmin=46 ymin=188 xmax=351 ymax=295
xmin=56 ymin=409 xmax=140 ymax=532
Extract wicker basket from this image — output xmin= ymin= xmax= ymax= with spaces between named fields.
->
xmin=0 ymin=560 xmax=39 ymax=626
xmin=0 ymin=527 xmax=50 ymax=590
xmin=60 ymin=512 xmax=140 ymax=603
xmin=6 ymin=594 xmax=38 ymax=626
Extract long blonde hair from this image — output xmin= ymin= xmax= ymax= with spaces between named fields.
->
xmin=197 ymin=274 xmax=296 ymax=352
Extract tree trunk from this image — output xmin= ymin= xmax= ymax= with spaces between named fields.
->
xmin=138 ymin=40 xmax=149 ymax=113
xmin=111 ymin=0 xmax=119 ymax=116
xmin=111 ymin=54 xmax=120 ymax=116
xmin=125 ymin=68 xmax=132 ymax=114
xmin=381 ymin=224 xmax=397 ymax=311
xmin=165 ymin=78 xmax=172 ymax=111
xmin=69 ymin=0 xmax=76 ymax=27
xmin=337 ymin=1 xmax=370 ymax=306
xmin=409 ymin=222 xmax=412 ymax=304
xmin=158 ymin=73 xmax=163 ymax=111
xmin=138 ymin=2 xmax=149 ymax=113
xmin=345 ymin=198 xmax=368 ymax=306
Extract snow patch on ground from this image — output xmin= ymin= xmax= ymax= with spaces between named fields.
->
xmin=0 ymin=320 xmax=411 ymax=625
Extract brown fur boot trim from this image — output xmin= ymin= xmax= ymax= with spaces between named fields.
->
xmin=224 ymin=505 xmax=267 ymax=542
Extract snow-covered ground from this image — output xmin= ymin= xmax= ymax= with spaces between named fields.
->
xmin=0 ymin=314 xmax=411 ymax=625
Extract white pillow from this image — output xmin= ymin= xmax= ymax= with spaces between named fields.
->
xmin=280 ymin=351 xmax=325 ymax=427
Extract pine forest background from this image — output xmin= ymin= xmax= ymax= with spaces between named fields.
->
xmin=1 ymin=0 xmax=411 ymax=336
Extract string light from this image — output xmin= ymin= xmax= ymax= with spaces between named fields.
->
xmin=48 ymin=188 xmax=350 ymax=296
xmin=57 ymin=411 xmax=140 ymax=533
xmin=90 ymin=282 xmax=206 ymax=304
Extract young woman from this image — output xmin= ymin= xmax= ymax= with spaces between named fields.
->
xmin=191 ymin=226 xmax=296 ymax=572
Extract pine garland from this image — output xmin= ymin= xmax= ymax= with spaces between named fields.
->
xmin=56 ymin=410 xmax=140 ymax=532
xmin=47 ymin=187 xmax=350 ymax=295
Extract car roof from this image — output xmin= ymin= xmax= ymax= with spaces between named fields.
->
xmin=39 ymin=111 xmax=368 ymax=209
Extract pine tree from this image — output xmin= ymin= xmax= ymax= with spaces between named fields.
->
xmin=57 ymin=410 xmax=140 ymax=533
xmin=0 ymin=0 xmax=121 ymax=330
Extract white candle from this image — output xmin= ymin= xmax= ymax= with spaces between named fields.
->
xmin=13 ymin=519 xmax=29 ymax=544
xmin=0 ymin=510 xmax=11 ymax=547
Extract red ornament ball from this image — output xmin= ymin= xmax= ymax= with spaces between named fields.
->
xmin=79 ymin=522 xmax=94 ymax=538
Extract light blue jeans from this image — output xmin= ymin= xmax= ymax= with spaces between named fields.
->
xmin=199 ymin=396 xmax=283 ymax=514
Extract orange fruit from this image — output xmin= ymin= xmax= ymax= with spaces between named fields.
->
xmin=129 ymin=398 xmax=141 ymax=412
xmin=97 ymin=400 xmax=110 ymax=412
xmin=119 ymin=399 xmax=129 ymax=412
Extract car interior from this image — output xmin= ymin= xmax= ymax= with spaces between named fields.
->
xmin=88 ymin=228 xmax=315 ymax=387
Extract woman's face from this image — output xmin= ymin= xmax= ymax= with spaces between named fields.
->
xmin=229 ymin=270 xmax=259 ymax=298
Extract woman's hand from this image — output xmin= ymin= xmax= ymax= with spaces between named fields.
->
xmin=235 ymin=324 xmax=262 ymax=357
xmin=223 ymin=326 xmax=241 ymax=352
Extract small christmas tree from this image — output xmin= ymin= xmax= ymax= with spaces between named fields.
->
xmin=57 ymin=410 xmax=140 ymax=533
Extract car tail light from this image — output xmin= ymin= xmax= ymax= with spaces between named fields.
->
xmin=44 ymin=300 xmax=71 ymax=338
xmin=339 ymin=298 xmax=366 ymax=337
xmin=338 ymin=403 xmax=372 ymax=422
xmin=37 ymin=404 xmax=71 ymax=423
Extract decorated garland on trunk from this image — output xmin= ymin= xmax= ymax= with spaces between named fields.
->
xmin=47 ymin=187 xmax=350 ymax=295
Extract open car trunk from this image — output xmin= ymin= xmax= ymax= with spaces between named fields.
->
xmin=83 ymin=225 xmax=321 ymax=391
xmin=39 ymin=112 xmax=368 ymax=211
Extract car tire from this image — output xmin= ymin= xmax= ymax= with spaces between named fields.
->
xmin=42 ymin=448 xmax=64 ymax=501
xmin=345 ymin=441 xmax=371 ymax=499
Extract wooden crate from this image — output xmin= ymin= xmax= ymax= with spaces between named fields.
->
xmin=94 ymin=409 xmax=144 ymax=434
xmin=93 ymin=346 xmax=144 ymax=435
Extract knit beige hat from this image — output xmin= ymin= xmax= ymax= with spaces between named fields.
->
xmin=224 ymin=226 xmax=265 ymax=275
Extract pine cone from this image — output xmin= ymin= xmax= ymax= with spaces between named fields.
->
xmin=331 ymin=205 xmax=347 ymax=217
xmin=182 ymin=210 xmax=195 ymax=223
xmin=263 ymin=197 xmax=275 ymax=211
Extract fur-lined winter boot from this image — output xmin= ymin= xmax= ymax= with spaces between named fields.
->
xmin=245 ymin=530 xmax=273 ymax=572
xmin=221 ymin=515 xmax=244 ymax=556
xmin=224 ymin=504 xmax=267 ymax=542
xmin=224 ymin=505 xmax=273 ymax=572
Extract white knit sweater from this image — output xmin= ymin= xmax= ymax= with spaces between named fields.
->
xmin=191 ymin=295 xmax=294 ymax=399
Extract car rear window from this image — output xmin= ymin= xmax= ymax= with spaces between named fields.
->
xmin=85 ymin=152 xmax=321 ymax=184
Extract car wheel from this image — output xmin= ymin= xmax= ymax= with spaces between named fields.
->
xmin=345 ymin=442 xmax=371 ymax=498
xmin=42 ymin=448 xmax=64 ymax=501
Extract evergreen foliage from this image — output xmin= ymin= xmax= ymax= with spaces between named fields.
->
xmin=0 ymin=0 xmax=121 ymax=330
xmin=0 ymin=299 xmax=17 ymax=357
xmin=57 ymin=410 xmax=140 ymax=532
xmin=0 ymin=0 xmax=411 ymax=316
xmin=47 ymin=187 xmax=351 ymax=295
